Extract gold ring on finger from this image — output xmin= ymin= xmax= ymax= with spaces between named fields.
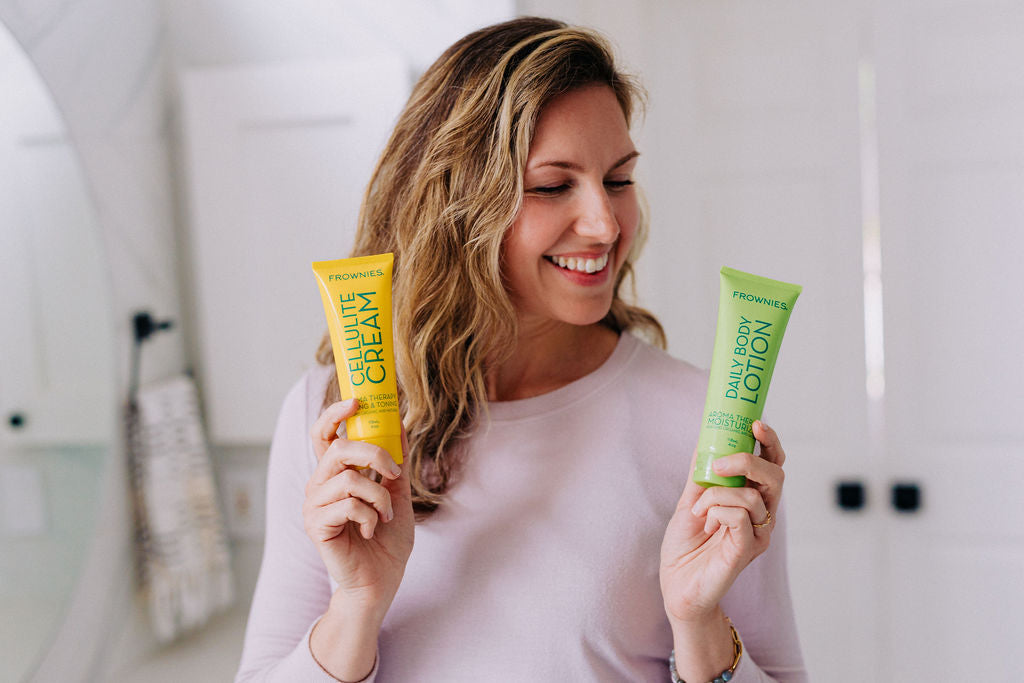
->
xmin=752 ymin=509 xmax=773 ymax=529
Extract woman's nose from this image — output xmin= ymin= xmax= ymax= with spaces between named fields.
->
xmin=573 ymin=185 xmax=619 ymax=243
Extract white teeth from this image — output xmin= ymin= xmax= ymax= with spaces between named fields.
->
xmin=551 ymin=253 xmax=609 ymax=273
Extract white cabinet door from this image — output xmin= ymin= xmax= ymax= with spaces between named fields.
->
xmin=0 ymin=77 xmax=114 ymax=447
xmin=180 ymin=57 xmax=408 ymax=443
xmin=874 ymin=1 xmax=1024 ymax=679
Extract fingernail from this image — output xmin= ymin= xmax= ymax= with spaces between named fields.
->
xmin=712 ymin=458 xmax=726 ymax=473
xmin=755 ymin=419 xmax=767 ymax=431
xmin=389 ymin=463 xmax=402 ymax=478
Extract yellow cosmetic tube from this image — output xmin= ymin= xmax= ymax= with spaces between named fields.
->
xmin=312 ymin=253 xmax=403 ymax=464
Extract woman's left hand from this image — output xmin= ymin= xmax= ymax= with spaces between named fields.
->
xmin=659 ymin=420 xmax=786 ymax=626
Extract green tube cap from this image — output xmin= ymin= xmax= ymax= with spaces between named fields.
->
xmin=694 ymin=451 xmax=746 ymax=488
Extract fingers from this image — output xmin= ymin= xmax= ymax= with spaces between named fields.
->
xmin=691 ymin=485 xmax=766 ymax=521
xmin=303 ymin=441 xmax=400 ymax=543
xmin=308 ymin=468 xmax=394 ymax=523
xmin=305 ymin=496 xmax=381 ymax=541
xmin=310 ymin=399 xmax=360 ymax=460
xmin=711 ymin=449 xmax=784 ymax=512
xmin=704 ymin=503 xmax=757 ymax=537
xmin=305 ymin=399 xmax=408 ymax=545
xmin=311 ymin=437 xmax=403 ymax=488
xmin=692 ymin=445 xmax=782 ymax=538
xmin=752 ymin=420 xmax=785 ymax=466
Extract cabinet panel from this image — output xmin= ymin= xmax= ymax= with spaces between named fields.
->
xmin=875 ymin=1 xmax=1024 ymax=678
xmin=1 ymin=137 xmax=113 ymax=445
xmin=180 ymin=57 xmax=408 ymax=442
xmin=887 ymin=540 xmax=1024 ymax=680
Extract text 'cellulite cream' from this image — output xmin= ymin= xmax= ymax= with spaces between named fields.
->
xmin=312 ymin=253 xmax=403 ymax=464
xmin=694 ymin=266 xmax=802 ymax=487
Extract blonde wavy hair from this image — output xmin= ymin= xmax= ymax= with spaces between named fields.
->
xmin=316 ymin=16 xmax=665 ymax=518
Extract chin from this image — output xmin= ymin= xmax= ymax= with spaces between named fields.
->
xmin=561 ymin=302 xmax=614 ymax=327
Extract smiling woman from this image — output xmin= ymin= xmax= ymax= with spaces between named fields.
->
xmin=238 ymin=16 xmax=807 ymax=683
xmin=507 ymin=85 xmax=639 ymax=330
xmin=497 ymin=84 xmax=643 ymax=399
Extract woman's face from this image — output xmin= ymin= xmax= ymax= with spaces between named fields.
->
xmin=504 ymin=84 xmax=640 ymax=331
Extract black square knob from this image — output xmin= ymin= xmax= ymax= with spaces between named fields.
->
xmin=891 ymin=483 xmax=921 ymax=512
xmin=836 ymin=481 xmax=866 ymax=510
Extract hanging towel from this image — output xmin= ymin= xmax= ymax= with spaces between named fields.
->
xmin=126 ymin=374 xmax=234 ymax=642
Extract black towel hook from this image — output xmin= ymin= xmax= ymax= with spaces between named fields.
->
xmin=129 ymin=311 xmax=175 ymax=401
xmin=133 ymin=311 xmax=175 ymax=345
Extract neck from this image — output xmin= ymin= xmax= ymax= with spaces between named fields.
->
xmin=486 ymin=320 xmax=619 ymax=402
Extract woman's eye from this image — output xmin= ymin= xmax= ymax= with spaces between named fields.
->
xmin=529 ymin=184 xmax=570 ymax=195
xmin=605 ymin=179 xmax=635 ymax=191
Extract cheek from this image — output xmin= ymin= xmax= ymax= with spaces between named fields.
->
xmin=501 ymin=220 xmax=543 ymax=293
xmin=506 ymin=207 xmax=553 ymax=263
xmin=614 ymin=198 xmax=641 ymax=261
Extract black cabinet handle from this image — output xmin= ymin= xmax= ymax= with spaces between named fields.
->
xmin=8 ymin=412 xmax=26 ymax=430
xmin=836 ymin=481 xmax=866 ymax=510
xmin=891 ymin=482 xmax=922 ymax=513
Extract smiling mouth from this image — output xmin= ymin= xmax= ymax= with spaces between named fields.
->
xmin=544 ymin=252 xmax=610 ymax=274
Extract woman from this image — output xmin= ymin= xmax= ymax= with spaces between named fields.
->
xmin=237 ymin=17 xmax=806 ymax=683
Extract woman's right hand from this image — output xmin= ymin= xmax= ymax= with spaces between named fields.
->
xmin=303 ymin=398 xmax=414 ymax=616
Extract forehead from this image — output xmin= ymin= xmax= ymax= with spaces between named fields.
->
xmin=527 ymin=85 xmax=633 ymax=163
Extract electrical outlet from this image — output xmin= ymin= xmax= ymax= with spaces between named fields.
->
xmin=220 ymin=465 xmax=265 ymax=540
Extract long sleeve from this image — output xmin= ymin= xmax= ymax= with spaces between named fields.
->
xmin=235 ymin=370 xmax=379 ymax=682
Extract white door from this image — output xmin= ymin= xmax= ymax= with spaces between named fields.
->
xmin=873 ymin=1 xmax=1024 ymax=679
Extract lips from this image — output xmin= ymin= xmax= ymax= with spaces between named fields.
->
xmin=544 ymin=252 xmax=610 ymax=274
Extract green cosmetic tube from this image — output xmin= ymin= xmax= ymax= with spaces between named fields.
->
xmin=694 ymin=267 xmax=802 ymax=487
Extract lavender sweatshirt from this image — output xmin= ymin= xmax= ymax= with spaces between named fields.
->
xmin=236 ymin=333 xmax=807 ymax=682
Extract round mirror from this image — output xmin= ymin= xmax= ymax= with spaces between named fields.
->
xmin=0 ymin=19 xmax=116 ymax=683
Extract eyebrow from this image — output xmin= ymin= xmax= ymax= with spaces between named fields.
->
xmin=530 ymin=150 xmax=641 ymax=173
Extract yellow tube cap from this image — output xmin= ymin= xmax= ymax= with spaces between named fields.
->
xmin=363 ymin=434 xmax=404 ymax=465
